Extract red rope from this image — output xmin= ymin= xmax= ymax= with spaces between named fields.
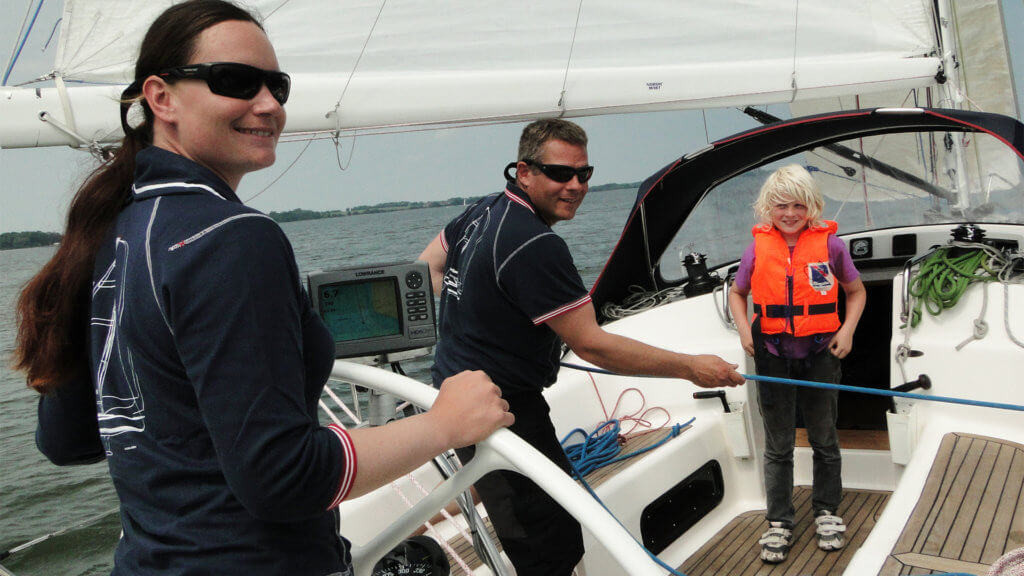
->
xmin=586 ymin=372 xmax=671 ymax=437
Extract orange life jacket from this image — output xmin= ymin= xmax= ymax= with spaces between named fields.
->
xmin=750 ymin=220 xmax=841 ymax=336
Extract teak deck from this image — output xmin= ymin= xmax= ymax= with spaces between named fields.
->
xmin=445 ymin=432 xmax=1024 ymax=575
xmin=679 ymin=487 xmax=891 ymax=576
xmin=880 ymin=432 xmax=1024 ymax=575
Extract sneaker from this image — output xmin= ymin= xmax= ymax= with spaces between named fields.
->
xmin=759 ymin=522 xmax=793 ymax=563
xmin=815 ymin=510 xmax=846 ymax=551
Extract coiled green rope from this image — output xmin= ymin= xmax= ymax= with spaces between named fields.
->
xmin=907 ymin=246 xmax=1000 ymax=327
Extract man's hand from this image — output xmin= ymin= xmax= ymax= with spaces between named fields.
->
xmin=685 ymin=354 xmax=746 ymax=388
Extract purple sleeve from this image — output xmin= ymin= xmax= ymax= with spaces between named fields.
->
xmin=829 ymin=236 xmax=860 ymax=284
xmin=732 ymin=241 xmax=757 ymax=292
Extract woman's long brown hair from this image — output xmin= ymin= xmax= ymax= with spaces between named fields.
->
xmin=13 ymin=0 xmax=262 ymax=393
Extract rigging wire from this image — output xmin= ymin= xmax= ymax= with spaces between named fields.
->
xmin=326 ymin=0 xmax=388 ymax=171
xmin=557 ymin=0 xmax=586 ymax=113
xmin=788 ymin=0 xmax=800 ymax=100
xmin=243 ymin=138 xmax=314 ymax=203
xmin=43 ymin=16 xmax=61 ymax=51
xmin=4 ymin=0 xmax=36 ymax=79
xmin=3 ymin=0 xmax=45 ymax=86
xmin=333 ymin=132 xmax=357 ymax=171
xmin=262 ymin=0 xmax=291 ymax=20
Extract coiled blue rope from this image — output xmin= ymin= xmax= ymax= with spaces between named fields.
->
xmin=561 ymin=417 xmax=696 ymax=576
xmin=559 ymin=362 xmax=1024 ymax=413
xmin=561 ymin=418 xmax=695 ymax=477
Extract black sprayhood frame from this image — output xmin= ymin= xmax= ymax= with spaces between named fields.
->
xmin=589 ymin=108 xmax=1024 ymax=318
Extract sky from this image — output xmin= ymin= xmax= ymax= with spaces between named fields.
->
xmin=1 ymin=1 xmax=1023 ymax=234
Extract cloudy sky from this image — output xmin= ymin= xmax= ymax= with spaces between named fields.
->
xmin=2 ymin=1 xmax=1022 ymax=234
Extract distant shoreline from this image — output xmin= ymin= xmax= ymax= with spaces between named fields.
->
xmin=0 ymin=182 xmax=641 ymax=247
xmin=267 ymin=182 xmax=640 ymax=223
xmin=0 ymin=231 xmax=62 ymax=251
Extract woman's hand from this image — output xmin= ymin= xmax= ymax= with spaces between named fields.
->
xmin=429 ymin=370 xmax=514 ymax=449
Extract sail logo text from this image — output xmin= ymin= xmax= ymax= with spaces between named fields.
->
xmin=646 ymin=82 xmax=663 ymax=90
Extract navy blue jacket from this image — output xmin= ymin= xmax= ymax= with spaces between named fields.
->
xmin=36 ymin=147 xmax=355 ymax=575
xmin=431 ymin=184 xmax=590 ymax=395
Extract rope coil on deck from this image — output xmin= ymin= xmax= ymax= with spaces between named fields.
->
xmin=906 ymin=242 xmax=1024 ymax=343
xmin=560 ymin=418 xmax=694 ymax=477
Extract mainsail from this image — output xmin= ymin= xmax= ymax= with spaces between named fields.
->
xmin=2 ymin=0 xmax=943 ymax=149
xmin=787 ymin=0 xmax=1021 ymax=205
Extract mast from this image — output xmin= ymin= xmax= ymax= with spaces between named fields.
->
xmin=935 ymin=0 xmax=972 ymax=213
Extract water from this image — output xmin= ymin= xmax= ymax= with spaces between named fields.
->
xmin=0 ymin=187 xmax=638 ymax=575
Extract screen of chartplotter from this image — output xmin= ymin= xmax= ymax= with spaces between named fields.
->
xmin=308 ymin=260 xmax=436 ymax=359
xmin=317 ymin=278 xmax=401 ymax=343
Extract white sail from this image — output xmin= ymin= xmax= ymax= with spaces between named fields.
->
xmin=2 ymin=0 xmax=942 ymax=149
xmin=790 ymin=0 xmax=1022 ymax=202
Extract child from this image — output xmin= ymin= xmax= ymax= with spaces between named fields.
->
xmin=728 ymin=164 xmax=866 ymax=563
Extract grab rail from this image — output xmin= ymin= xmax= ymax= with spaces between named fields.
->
xmin=330 ymin=361 xmax=668 ymax=576
xmin=900 ymin=253 xmax=931 ymax=325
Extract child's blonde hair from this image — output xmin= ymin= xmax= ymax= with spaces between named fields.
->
xmin=753 ymin=164 xmax=825 ymax=228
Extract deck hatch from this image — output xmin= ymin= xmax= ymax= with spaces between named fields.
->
xmin=640 ymin=459 xmax=724 ymax=554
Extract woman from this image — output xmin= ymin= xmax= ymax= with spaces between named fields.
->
xmin=13 ymin=1 xmax=513 ymax=574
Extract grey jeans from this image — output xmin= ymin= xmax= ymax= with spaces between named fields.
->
xmin=754 ymin=346 xmax=842 ymax=527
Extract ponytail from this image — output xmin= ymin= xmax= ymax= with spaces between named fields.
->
xmin=14 ymin=135 xmax=145 ymax=393
xmin=13 ymin=0 xmax=263 ymax=394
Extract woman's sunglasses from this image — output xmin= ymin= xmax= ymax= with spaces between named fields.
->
xmin=120 ymin=62 xmax=291 ymax=133
xmin=523 ymin=159 xmax=594 ymax=183
xmin=152 ymin=62 xmax=291 ymax=104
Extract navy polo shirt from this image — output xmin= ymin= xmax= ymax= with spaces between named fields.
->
xmin=430 ymin=184 xmax=591 ymax=395
xmin=36 ymin=146 xmax=355 ymax=576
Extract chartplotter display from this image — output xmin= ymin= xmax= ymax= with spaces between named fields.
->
xmin=308 ymin=261 xmax=437 ymax=358
xmin=319 ymin=278 xmax=402 ymax=342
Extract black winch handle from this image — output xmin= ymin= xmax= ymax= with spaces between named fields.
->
xmin=693 ymin=390 xmax=730 ymax=413
xmin=893 ymin=374 xmax=931 ymax=393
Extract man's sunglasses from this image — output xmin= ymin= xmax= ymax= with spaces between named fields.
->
xmin=523 ymin=159 xmax=594 ymax=184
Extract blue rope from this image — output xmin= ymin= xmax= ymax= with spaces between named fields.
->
xmin=561 ymin=418 xmax=695 ymax=477
xmin=561 ymin=418 xmax=695 ymax=576
xmin=558 ymin=362 xmax=1024 ymax=413
xmin=747 ymin=373 xmax=1024 ymax=412
xmin=3 ymin=0 xmax=46 ymax=86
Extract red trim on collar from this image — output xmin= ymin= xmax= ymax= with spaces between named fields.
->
xmin=504 ymin=188 xmax=535 ymax=213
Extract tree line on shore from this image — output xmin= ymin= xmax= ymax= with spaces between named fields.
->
xmin=2 ymin=182 xmax=641 ymax=248
xmin=267 ymin=182 xmax=640 ymax=223
xmin=0 ymin=231 xmax=62 ymax=250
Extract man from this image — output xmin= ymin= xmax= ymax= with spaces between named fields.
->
xmin=419 ymin=118 xmax=744 ymax=575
